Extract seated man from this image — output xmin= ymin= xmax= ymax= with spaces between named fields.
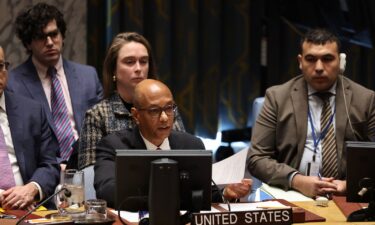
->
xmin=0 ymin=46 xmax=60 ymax=210
xmin=247 ymin=28 xmax=375 ymax=198
xmin=94 ymin=79 xmax=251 ymax=207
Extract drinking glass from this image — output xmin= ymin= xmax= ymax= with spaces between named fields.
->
xmin=54 ymin=169 xmax=85 ymax=219
xmin=85 ymin=199 xmax=107 ymax=220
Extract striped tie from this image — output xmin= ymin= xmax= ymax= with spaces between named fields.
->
xmin=49 ymin=67 xmax=75 ymax=161
xmin=317 ymin=92 xmax=338 ymax=178
xmin=0 ymin=126 xmax=16 ymax=189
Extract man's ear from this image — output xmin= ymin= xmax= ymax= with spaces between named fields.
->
xmin=297 ymin=54 xmax=302 ymax=70
xmin=131 ymin=107 xmax=139 ymax=125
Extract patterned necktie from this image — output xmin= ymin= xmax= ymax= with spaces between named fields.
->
xmin=317 ymin=92 xmax=338 ymax=178
xmin=49 ymin=67 xmax=75 ymax=160
xmin=0 ymin=126 xmax=16 ymax=189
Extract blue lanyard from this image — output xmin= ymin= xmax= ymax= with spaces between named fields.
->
xmin=307 ymin=105 xmax=336 ymax=158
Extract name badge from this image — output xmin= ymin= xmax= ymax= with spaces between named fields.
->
xmin=306 ymin=161 xmax=319 ymax=176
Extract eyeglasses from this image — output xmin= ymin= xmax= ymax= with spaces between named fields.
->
xmin=137 ymin=104 xmax=177 ymax=118
xmin=0 ymin=61 xmax=10 ymax=72
xmin=34 ymin=29 xmax=60 ymax=42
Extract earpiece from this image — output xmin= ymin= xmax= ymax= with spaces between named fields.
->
xmin=339 ymin=53 xmax=346 ymax=74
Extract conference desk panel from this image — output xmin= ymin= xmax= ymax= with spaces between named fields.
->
xmin=1 ymin=201 xmax=374 ymax=225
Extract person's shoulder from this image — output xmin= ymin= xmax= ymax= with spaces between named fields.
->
xmin=5 ymin=90 xmax=43 ymax=112
xmin=170 ymin=130 xmax=202 ymax=143
xmin=342 ymin=75 xmax=374 ymax=94
xmin=63 ymin=59 xmax=97 ymax=74
xmin=266 ymin=75 xmax=304 ymax=91
xmin=86 ymin=98 xmax=111 ymax=114
xmin=105 ymin=127 xmax=134 ymax=140
xmin=264 ymin=75 xmax=304 ymax=99
xmin=5 ymin=90 xmax=38 ymax=104
xmin=8 ymin=59 xmax=32 ymax=76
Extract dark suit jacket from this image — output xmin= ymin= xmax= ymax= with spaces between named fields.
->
xmin=7 ymin=57 xmax=103 ymax=149
xmin=247 ymin=75 xmax=375 ymax=190
xmin=5 ymin=90 xmax=60 ymax=201
xmin=94 ymin=127 xmax=218 ymax=207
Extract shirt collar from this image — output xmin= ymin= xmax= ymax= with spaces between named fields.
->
xmin=307 ymin=81 xmax=337 ymax=96
xmin=32 ymin=55 xmax=63 ymax=79
xmin=139 ymin=131 xmax=170 ymax=150
xmin=0 ymin=92 xmax=5 ymax=112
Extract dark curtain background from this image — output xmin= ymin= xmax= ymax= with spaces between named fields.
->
xmin=87 ymin=0 xmax=375 ymax=139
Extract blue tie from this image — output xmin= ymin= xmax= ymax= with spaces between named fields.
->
xmin=49 ymin=67 xmax=75 ymax=160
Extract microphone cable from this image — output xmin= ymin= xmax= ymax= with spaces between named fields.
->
xmin=16 ymin=187 xmax=71 ymax=225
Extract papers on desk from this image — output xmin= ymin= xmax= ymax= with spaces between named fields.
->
xmin=111 ymin=207 xmax=222 ymax=223
xmin=216 ymin=201 xmax=290 ymax=211
xmin=111 ymin=202 xmax=290 ymax=223
xmin=212 ymin=148 xmax=248 ymax=185
xmin=260 ymin=183 xmax=314 ymax=202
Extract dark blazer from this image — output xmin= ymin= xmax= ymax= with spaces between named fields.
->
xmin=5 ymin=90 xmax=60 ymax=201
xmin=247 ymin=75 xmax=375 ymax=190
xmin=7 ymin=57 xmax=103 ymax=141
xmin=94 ymin=127 xmax=214 ymax=207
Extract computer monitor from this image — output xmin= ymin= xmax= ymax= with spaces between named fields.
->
xmin=346 ymin=141 xmax=375 ymax=221
xmin=115 ymin=150 xmax=212 ymax=213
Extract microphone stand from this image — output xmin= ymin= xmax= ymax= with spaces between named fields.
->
xmin=16 ymin=188 xmax=71 ymax=225
xmin=348 ymin=178 xmax=375 ymax=222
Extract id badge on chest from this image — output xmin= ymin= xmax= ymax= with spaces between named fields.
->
xmin=306 ymin=161 xmax=320 ymax=176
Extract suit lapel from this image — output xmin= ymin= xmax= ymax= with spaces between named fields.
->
xmin=168 ymin=131 xmax=178 ymax=149
xmin=128 ymin=127 xmax=147 ymax=149
xmin=291 ymin=78 xmax=309 ymax=164
xmin=335 ymin=75 xmax=351 ymax=158
xmin=5 ymin=92 xmax=26 ymax=180
xmin=18 ymin=58 xmax=55 ymax=134
xmin=63 ymin=59 xmax=81 ymax=129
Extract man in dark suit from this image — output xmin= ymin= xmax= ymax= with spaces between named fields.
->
xmin=95 ymin=79 xmax=251 ymax=207
xmin=0 ymin=46 xmax=59 ymax=210
xmin=7 ymin=3 xmax=103 ymax=165
xmin=248 ymin=28 xmax=375 ymax=198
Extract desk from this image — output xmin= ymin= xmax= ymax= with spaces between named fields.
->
xmin=292 ymin=201 xmax=374 ymax=225
xmin=2 ymin=201 xmax=374 ymax=225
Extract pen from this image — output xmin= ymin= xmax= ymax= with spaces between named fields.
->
xmin=0 ymin=213 xmax=17 ymax=219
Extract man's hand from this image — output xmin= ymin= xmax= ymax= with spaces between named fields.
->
xmin=223 ymin=178 xmax=252 ymax=200
xmin=1 ymin=183 xmax=38 ymax=209
xmin=291 ymin=174 xmax=337 ymax=198
xmin=332 ymin=180 xmax=346 ymax=195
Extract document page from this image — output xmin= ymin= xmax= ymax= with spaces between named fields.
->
xmin=212 ymin=148 xmax=248 ymax=185
xmin=260 ymin=183 xmax=314 ymax=202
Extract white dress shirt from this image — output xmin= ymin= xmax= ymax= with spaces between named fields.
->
xmin=140 ymin=132 xmax=171 ymax=150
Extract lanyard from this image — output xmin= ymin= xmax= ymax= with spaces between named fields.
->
xmin=307 ymin=104 xmax=336 ymax=159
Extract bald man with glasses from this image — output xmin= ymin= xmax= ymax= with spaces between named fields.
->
xmin=94 ymin=79 xmax=251 ymax=207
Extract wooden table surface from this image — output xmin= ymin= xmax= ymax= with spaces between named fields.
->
xmin=2 ymin=201 xmax=375 ymax=225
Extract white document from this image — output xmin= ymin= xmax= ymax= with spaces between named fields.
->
xmin=111 ymin=210 xmax=140 ymax=223
xmin=111 ymin=207 xmax=221 ymax=223
xmin=216 ymin=201 xmax=290 ymax=211
xmin=212 ymin=148 xmax=248 ymax=185
xmin=260 ymin=183 xmax=314 ymax=202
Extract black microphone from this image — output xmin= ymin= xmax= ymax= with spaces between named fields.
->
xmin=16 ymin=187 xmax=71 ymax=225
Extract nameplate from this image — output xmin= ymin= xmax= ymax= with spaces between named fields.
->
xmin=192 ymin=208 xmax=293 ymax=225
